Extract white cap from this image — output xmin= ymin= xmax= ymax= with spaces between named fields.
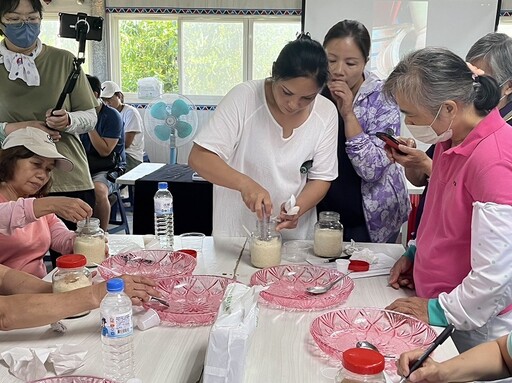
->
xmin=2 ymin=127 xmax=74 ymax=172
xmin=100 ymin=80 xmax=122 ymax=98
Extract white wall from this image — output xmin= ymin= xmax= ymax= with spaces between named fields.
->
xmin=305 ymin=0 xmax=500 ymax=78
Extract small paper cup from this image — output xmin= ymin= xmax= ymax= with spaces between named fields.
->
xmin=137 ymin=308 xmax=160 ymax=330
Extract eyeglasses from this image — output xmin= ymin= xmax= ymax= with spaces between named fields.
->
xmin=3 ymin=13 xmax=41 ymax=27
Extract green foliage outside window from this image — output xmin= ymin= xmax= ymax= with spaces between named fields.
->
xmin=120 ymin=19 xmax=179 ymax=93
xmin=182 ymin=22 xmax=243 ymax=96
xmin=252 ymin=22 xmax=300 ymax=80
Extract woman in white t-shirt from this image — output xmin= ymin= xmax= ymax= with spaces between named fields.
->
xmin=189 ymin=34 xmax=339 ymax=239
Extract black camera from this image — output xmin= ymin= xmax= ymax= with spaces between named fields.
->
xmin=58 ymin=12 xmax=103 ymax=42
xmin=107 ymin=167 xmax=126 ymax=183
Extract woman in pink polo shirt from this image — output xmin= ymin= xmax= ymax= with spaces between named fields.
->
xmin=383 ymin=47 xmax=512 ymax=352
xmin=0 ymin=127 xmax=92 ymax=278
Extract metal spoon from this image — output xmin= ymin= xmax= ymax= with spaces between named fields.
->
xmin=306 ymin=274 xmax=347 ymax=295
xmin=150 ymin=296 xmax=170 ymax=307
xmin=356 ymin=340 xmax=396 ymax=359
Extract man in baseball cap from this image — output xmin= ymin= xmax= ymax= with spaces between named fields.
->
xmin=100 ymin=81 xmax=122 ymax=99
xmin=2 ymin=127 xmax=74 ymax=172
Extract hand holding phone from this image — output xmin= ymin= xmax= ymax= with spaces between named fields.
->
xmin=376 ymin=132 xmax=406 ymax=154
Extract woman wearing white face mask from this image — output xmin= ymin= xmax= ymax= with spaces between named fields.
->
xmin=382 ymin=47 xmax=512 ymax=353
xmin=390 ymin=33 xmax=512 ymax=188
xmin=386 ymin=33 xmax=512 ymax=248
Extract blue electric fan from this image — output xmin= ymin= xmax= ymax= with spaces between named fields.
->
xmin=144 ymin=94 xmax=198 ymax=164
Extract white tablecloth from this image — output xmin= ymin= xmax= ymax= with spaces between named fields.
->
xmin=0 ymin=237 xmax=459 ymax=383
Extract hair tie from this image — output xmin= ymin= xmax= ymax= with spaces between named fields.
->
xmin=296 ymin=31 xmax=311 ymax=40
xmin=466 ymin=62 xmax=485 ymax=82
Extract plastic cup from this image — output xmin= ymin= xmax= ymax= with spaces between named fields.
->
xmin=282 ymin=240 xmax=310 ymax=263
xmin=179 ymin=232 xmax=205 ymax=254
xmin=136 ymin=308 xmax=160 ymax=330
xmin=336 ymin=259 xmax=350 ymax=274
xmin=143 ymin=235 xmax=159 ymax=249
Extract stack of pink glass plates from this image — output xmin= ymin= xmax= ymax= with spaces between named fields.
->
xmin=99 ymin=250 xmax=196 ymax=280
xmin=250 ymin=265 xmax=354 ymax=310
xmin=143 ymin=275 xmax=234 ymax=326
xmin=310 ymin=307 xmax=437 ymax=370
xmin=30 ymin=377 xmax=117 ymax=383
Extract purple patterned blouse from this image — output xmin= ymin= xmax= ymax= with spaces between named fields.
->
xmin=346 ymin=71 xmax=411 ymax=242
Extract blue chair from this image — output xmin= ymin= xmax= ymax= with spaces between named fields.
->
xmin=108 ymin=189 xmax=130 ymax=234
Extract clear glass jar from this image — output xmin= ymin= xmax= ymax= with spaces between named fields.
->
xmin=73 ymin=218 xmax=106 ymax=266
xmin=314 ymin=211 xmax=344 ymax=258
xmin=52 ymin=254 xmax=92 ymax=317
xmin=335 ymin=348 xmax=385 ymax=383
xmin=250 ymin=218 xmax=282 ymax=268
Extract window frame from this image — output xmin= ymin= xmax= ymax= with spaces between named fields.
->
xmin=107 ymin=13 xmax=300 ymax=105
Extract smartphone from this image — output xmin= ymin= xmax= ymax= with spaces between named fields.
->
xmin=59 ymin=12 xmax=103 ymax=41
xmin=376 ymin=132 xmax=405 ymax=153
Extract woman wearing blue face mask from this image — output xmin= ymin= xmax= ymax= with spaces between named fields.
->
xmin=382 ymin=47 xmax=512 ymax=353
xmin=0 ymin=0 xmax=98 ymax=266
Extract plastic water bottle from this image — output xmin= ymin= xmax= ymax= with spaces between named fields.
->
xmin=154 ymin=181 xmax=174 ymax=249
xmin=100 ymin=278 xmax=134 ymax=382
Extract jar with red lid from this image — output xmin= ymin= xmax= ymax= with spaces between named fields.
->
xmin=52 ymin=254 xmax=92 ymax=317
xmin=335 ymin=348 xmax=386 ymax=383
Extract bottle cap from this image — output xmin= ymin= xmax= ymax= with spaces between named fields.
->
xmin=348 ymin=260 xmax=370 ymax=272
xmin=56 ymin=254 xmax=87 ymax=268
xmin=106 ymin=278 xmax=125 ymax=292
xmin=158 ymin=182 xmax=168 ymax=189
xmin=342 ymin=348 xmax=384 ymax=375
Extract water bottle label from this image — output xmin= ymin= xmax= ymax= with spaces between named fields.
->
xmin=101 ymin=311 xmax=133 ymax=338
xmin=154 ymin=199 xmax=173 ymax=215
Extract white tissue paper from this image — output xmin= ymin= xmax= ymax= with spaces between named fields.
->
xmin=1 ymin=347 xmax=48 ymax=381
xmin=1 ymin=344 xmax=87 ymax=381
xmin=350 ymin=248 xmax=379 ymax=264
xmin=48 ymin=344 xmax=87 ymax=375
xmin=346 ymin=249 xmax=396 ymax=279
xmin=203 ymin=283 xmax=264 ymax=383
xmin=50 ymin=321 xmax=67 ymax=333
xmin=284 ymin=194 xmax=300 ymax=215
xmin=306 ymin=247 xmax=396 ymax=279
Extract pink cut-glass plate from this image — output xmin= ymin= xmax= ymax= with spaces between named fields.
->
xmin=143 ymin=275 xmax=234 ymax=327
xmin=30 ymin=377 xmax=117 ymax=383
xmin=99 ymin=250 xmax=196 ymax=280
xmin=250 ymin=265 xmax=354 ymax=310
xmin=310 ymin=307 xmax=437 ymax=371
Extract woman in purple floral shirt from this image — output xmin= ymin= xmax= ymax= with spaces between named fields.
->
xmin=317 ymin=20 xmax=410 ymax=243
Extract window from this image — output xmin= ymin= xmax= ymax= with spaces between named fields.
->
xmin=498 ymin=16 xmax=512 ymax=36
xmin=109 ymin=14 xmax=300 ymax=102
xmin=40 ymin=15 xmax=90 ymax=73
xmin=181 ymin=20 xmax=243 ymax=96
xmin=252 ymin=21 xmax=300 ymax=80
xmin=118 ymin=18 xmax=178 ymax=94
